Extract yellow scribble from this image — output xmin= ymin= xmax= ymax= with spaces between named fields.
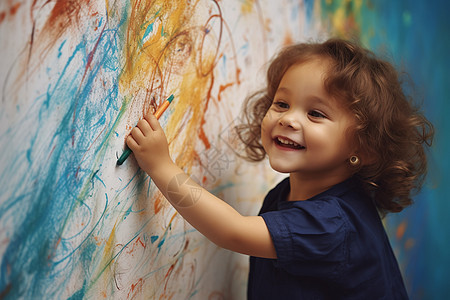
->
xmin=119 ymin=0 xmax=220 ymax=172
xmin=241 ymin=0 xmax=255 ymax=14
xmin=332 ymin=7 xmax=347 ymax=34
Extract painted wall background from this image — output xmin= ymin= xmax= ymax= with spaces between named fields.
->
xmin=0 ymin=1 xmax=448 ymax=299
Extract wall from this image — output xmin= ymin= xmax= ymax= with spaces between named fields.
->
xmin=0 ymin=1 xmax=316 ymax=299
xmin=0 ymin=1 xmax=448 ymax=299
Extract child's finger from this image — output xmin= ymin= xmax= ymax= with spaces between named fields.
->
xmin=144 ymin=113 xmax=162 ymax=131
xmin=126 ymin=135 xmax=138 ymax=150
xmin=136 ymin=119 xmax=152 ymax=136
xmin=130 ymin=127 xmax=145 ymax=144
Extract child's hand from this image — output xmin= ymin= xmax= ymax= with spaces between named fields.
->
xmin=126 ymin=113 xmax=172 ymax=175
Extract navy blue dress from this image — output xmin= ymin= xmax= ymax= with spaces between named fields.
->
xmin=248 ymin=177 xmax=408 ymax=299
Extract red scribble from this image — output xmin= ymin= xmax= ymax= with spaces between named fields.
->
xmin=125 ymin=236 xmax=147 ymax=255
xmin=30 ymin=0 xmax=89 ymax=57
xmin=47 ymin=144 xmax=56 ymax=160
xmin=137 ymin=236 xmax=146 ymax=249
xmin=127 ymin=278 xmax=144 ymax=299
xmin=0 ymin=2 xmax=22 ymax=24
xmin=10 ymin=2 xmax=21 ymax=15
xmin=163 ymin=264 xmax=175 ymax=296
xmin=0 ymin=12 xmax=6 ymax=24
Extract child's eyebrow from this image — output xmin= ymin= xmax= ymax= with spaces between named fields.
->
xmin=309 ymin=96 xmax=334 ymax=110
xmin=275 ymin=86 xmax=292 ymax=95
xmin=310 ymin=95 xmax=327 ymax=105
xmin=276 ymin=86 xmax=334 ymax=110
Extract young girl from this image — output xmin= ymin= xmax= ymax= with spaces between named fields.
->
xmin=126 ymin=38 xmax=433 ymax=299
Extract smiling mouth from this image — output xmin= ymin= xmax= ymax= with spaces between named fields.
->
xmin=275 ymin=137 xmax=305 ymax=150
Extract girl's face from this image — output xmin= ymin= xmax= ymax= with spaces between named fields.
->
xmin=261 ymin=59 xmax=356 ymax=179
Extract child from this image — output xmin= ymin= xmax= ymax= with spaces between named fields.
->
xmin=126 ymin=38 xmax=433 ymax=299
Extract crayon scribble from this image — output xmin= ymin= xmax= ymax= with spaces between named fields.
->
xmin=0 ymin=1 xmax=312 ymax=299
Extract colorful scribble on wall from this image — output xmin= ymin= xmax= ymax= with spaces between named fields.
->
xmin=1 ymin=0 xmax=448 ymax=299
xmin=0 ymin=1 xmax=316 ymax=299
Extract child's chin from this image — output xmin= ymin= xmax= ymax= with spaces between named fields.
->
xmin=269 ymin=161 xmax=295 ymax=174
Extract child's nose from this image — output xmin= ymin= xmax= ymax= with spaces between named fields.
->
xmin=279 ymin=112 xmax=301 ymax=130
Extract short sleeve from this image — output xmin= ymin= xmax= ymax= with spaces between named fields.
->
xmin=261 ymin=196 xmax=348 ymax=278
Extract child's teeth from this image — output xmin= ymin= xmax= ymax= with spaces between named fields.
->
xmin=278 ymin=137 xmax=299 ymax=147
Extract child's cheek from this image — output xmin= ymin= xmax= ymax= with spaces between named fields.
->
xmin=261 ymin=112 xmax=275 ymax=150
xmin=262 ymin=110 xmax=276 ymax=126
xmin=261 ymin=112 xmax=271 ymax=135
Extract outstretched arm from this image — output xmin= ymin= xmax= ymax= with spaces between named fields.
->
xmin=126 ymin=113 xmax=276 ymax=259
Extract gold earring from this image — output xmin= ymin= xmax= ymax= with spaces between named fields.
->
xmin=349 ymin=155 xmax=360 ymax=166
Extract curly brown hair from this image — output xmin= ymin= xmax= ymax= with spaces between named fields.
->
xmin=236 ymin=38 xmax=434 ymax=214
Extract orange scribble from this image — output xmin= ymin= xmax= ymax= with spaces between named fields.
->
xmin=283 ymin=30 xmax=294 ymax=46
xmin=396 ymin=221 xmax=407 ymax=240
xmin=217 ymin=82 xmax=234 ymax=102
xmin=55 ymin=237 xmax=62 ymax=249
xmin=154 ymin=194 xmax=163 ymax=214
xmin=168 ymin=212 xmax=177 ymax=225
xmin=236 ymin=67 xmax=242 ymax=85
xmin=198 ymin=127 xmax=211 ymax=149
xmin=94 ymin=236 xmax=103 ymax=246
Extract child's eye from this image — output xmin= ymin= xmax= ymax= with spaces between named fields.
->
xmin=273 ymin=101 xmax=289 ymax=109
xmin=308 ymin=110 xmax=326 ymax=118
